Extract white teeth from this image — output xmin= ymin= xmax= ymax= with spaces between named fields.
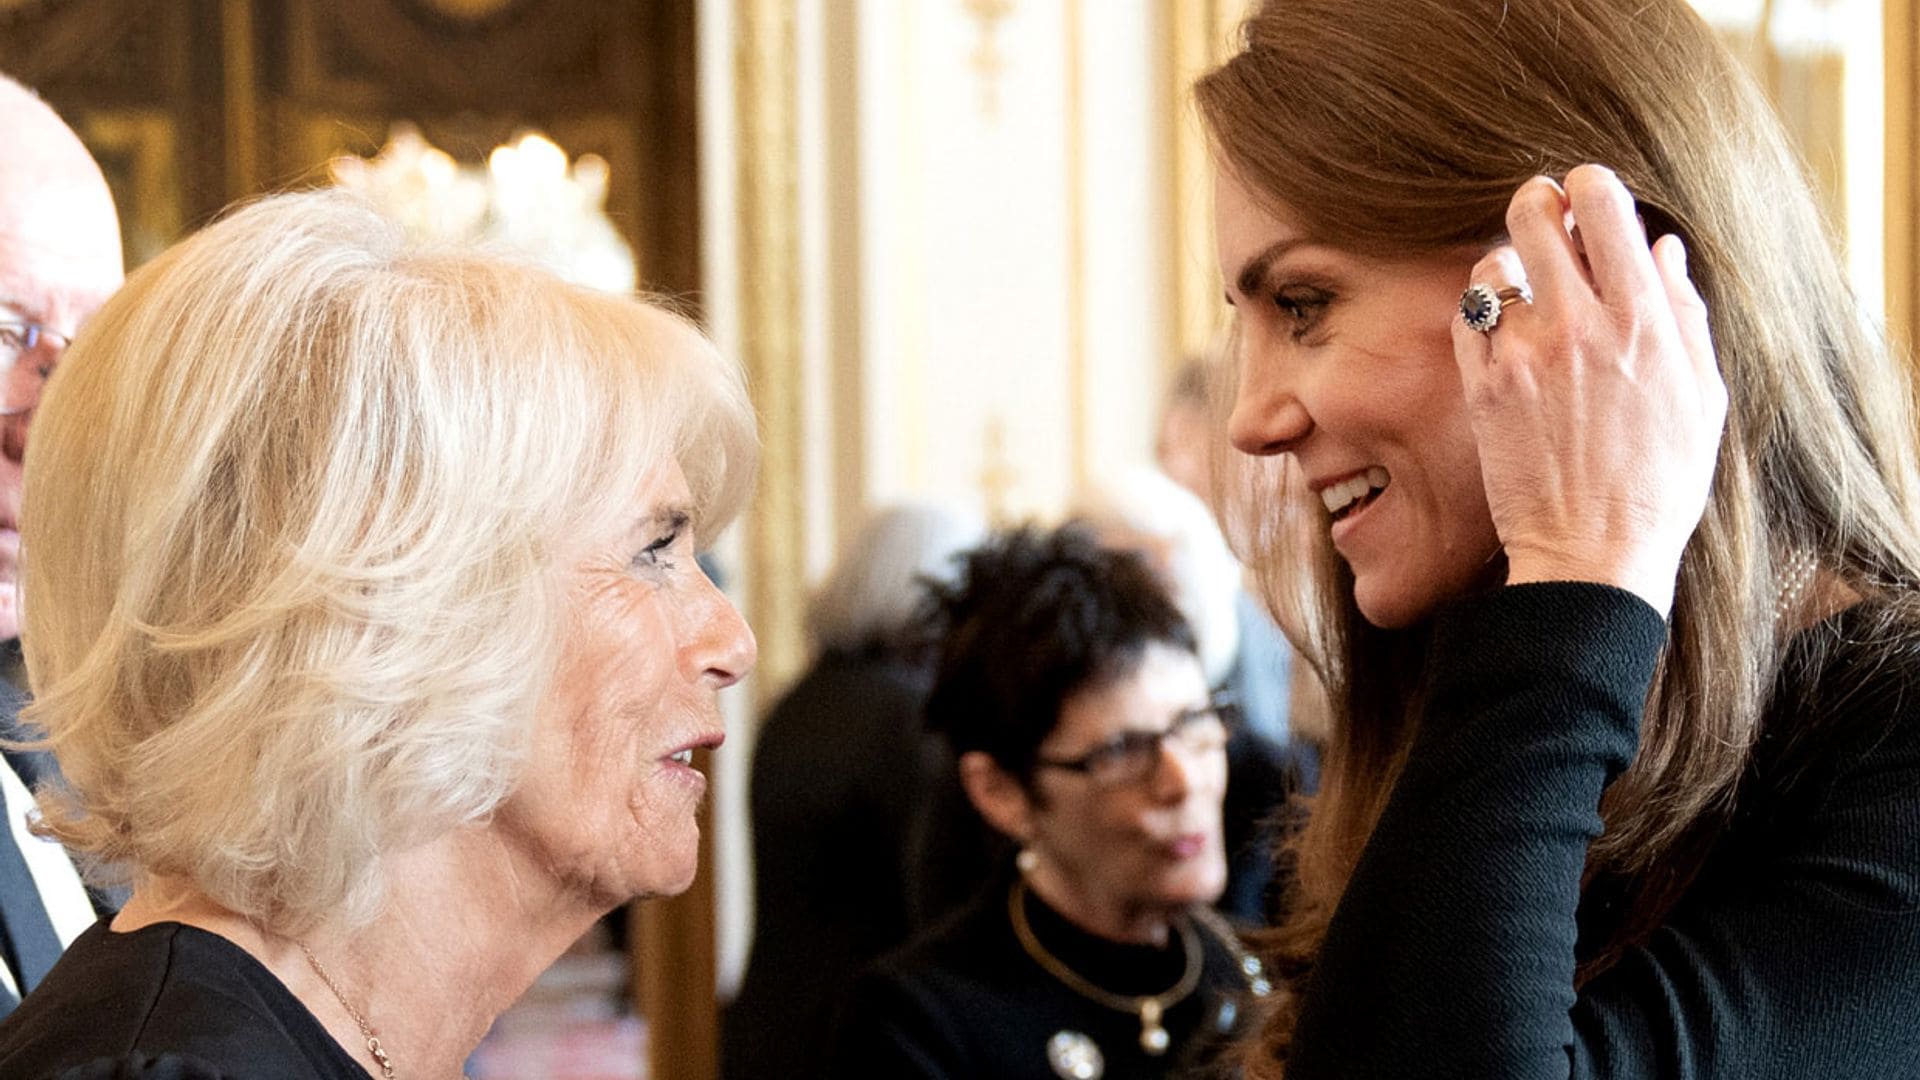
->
xmin=1321 ymin=468 xmax=1391 ymax=515
xmin=670 ymin=749 xmax=694 ymax=765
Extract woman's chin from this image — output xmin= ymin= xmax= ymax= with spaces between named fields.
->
xmin=1352 ymin=547 xmax=1507 ymax=629
xmin=1154 ymin=860 xmax=1228 ymax=910
xmin=1352 ymin=574 xmax=1453 ymax=630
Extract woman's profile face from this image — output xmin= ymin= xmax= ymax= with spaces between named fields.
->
xmin=502 ymin=462 xmax=755 ymax=905
xmin=1215 ymin=163 xmax=1501 ymax=628
xmin=1023 ymin=642 xmax=1227 ymax=928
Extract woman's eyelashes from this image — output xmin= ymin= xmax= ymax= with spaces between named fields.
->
xmin=1271 ymin=285 xmax=1333 ymax=340
xmin=632 ymin=516 xmax=691 ymax=573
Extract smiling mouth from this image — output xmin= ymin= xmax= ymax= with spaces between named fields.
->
xmin=1322 ymin=466 xmax=1390 ymax=523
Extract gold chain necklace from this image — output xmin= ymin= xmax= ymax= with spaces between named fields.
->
xmin=300 ymin=943 xmax=397 ymax=1080
xmin=1007 ymin=877 xmax=1203 ymax=1056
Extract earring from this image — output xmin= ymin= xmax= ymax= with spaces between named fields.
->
xmin=1016 ymin=848 xmax=1038 ymax=875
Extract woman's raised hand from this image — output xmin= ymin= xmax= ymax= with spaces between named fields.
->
xmin=1450 ymin=165 xmax=1726 ymax=618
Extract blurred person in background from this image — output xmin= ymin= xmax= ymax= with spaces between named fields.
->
xmin=834 ymin=525 xmax=1269 ymax=1079
xmin=724 ymin=502 xmax=985 ymax=1080
xmin=0 ymin=71 xmax=125 ymax=1019
xmin=1074 ymin=467 xmax=1305 ymax=920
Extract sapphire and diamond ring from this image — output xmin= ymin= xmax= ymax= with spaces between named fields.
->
xmin=1459 ymin=282 xmax=1532 ymax=333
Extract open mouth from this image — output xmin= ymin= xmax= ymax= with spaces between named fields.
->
xmin=668 ymin=748 xmax=695 ymax=766
xmin=1322 ymin=466 xmax=1390 ymax=524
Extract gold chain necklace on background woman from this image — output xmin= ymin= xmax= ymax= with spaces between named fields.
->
xmin=1008 ymin=876 xmax=1272 ymax=1056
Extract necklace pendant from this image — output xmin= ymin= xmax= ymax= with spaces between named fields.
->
xmin=1137 ymin=998 xmax=1170 ymax=1056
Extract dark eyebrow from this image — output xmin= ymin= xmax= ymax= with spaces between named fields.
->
xmin=645 ymin=506 xmax=693 ymax=534
xmin=1234 ymin=237 xmax=1309 ymax=299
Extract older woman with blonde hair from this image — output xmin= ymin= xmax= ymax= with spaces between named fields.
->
xmin=0 ymin=190 xmax=756 ymax=1078
xmin=1200 ymin=0 xmax=1920 ymax=1076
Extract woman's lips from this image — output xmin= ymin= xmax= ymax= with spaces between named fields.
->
xmin=1328 ymin=484 xmax=1386 ymax=549
xmin=1165 ymin=833 xmax=1208 ymax=860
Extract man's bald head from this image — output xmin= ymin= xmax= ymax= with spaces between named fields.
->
xmin=0 ymin=73 xmax=124 ymax=640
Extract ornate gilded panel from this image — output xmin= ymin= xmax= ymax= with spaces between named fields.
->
xmin=0 ymin=0 xmax=201 ymax=269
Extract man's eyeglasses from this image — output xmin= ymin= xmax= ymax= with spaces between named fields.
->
xmin=1035 ymin=699 xmax=1238 ymax=789
xmin=0 ymin=320 xmax=69 ymax=416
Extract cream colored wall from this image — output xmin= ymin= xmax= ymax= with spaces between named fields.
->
xmin=701 ymin=0 xmax=1195 ymax=1005
xmin=850 ymin=0 xmax=1169 ymax=522
xmin=1691 ymin=0 xmax=1887 ymax=318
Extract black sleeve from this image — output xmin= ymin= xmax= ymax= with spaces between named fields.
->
xmin=1285 ymin=582 xmax=1920 ymax=1078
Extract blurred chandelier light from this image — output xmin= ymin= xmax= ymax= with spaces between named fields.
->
xmin=330 ymin=125 xmax=638 ymax=295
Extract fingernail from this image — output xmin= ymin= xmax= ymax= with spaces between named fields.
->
xmin=1663 ymin=235 xmax=1689 ymax=274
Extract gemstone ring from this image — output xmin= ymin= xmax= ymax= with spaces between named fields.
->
xmin=1459 ymin=282 xmax=1532 ymax=333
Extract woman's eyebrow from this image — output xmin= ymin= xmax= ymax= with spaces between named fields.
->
xmin=641 ymin=507 xmax=692 ymax=534
xmin=1235 ymin=237 xmax=1308 ymax=297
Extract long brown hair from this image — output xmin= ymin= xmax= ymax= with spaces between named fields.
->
xmin=1195 ymin=0 xmax=1920 ymax=1068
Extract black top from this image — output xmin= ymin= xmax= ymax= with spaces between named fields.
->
xmin=0 ymin=920 xmax=367 ymax=1079
xmin=833 ymin=865 xmax=1259 ymax=1079
xmin=723 ymin=649 xmax=943 ymax=1080
xmin=1288 ymin=582 xmax=1920 ymax=1078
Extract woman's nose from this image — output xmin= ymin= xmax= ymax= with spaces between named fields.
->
xmin=685 ymin=580 xmax=757 ymax=689
xmin=1147 ymin=741 xmax=1195 ymax=803
xmin=1228 ymin=358 xmax=1312 ymax=457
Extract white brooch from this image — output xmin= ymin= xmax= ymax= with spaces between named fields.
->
xmin=1046 ymin=1030 xmax=1105 ymax=1079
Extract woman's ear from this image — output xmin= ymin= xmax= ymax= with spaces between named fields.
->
xmin=958 ymin=750 xmax=1034 ymax=844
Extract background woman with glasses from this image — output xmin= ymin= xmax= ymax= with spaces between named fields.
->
xmin=833 ymin=524 xmax=1269 ymax=1079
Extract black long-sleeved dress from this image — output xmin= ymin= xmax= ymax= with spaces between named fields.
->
xmin=1287 ymin=582 xmax=1920 ymax=1078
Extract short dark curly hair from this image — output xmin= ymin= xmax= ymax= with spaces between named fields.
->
xmin=922 ymin=523 xmax=1197 ymax=783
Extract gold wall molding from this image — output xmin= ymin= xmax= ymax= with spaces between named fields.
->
xmin=1064 ymin=0 xmax=1089 ymax=488
xmin=76 ymin=110 xmax=182 ymax=267
xmin=736 ymin=0 xmax=808 ymax=704
xmin=1889 ymin=0 xmax=1916 ymax=359
xmin=222 ymin=0 xmax=261 ymax=200
xmin=1166 ymin=0 xmax=1248 ymax=371
xmin=964 ymin=0 xmax=1015 ymax=117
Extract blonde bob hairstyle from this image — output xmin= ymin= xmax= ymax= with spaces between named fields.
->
xmin=18 ymin=189 xmax=756 ymax=933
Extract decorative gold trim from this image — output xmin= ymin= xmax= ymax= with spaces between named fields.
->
xmin=222 ymin=0 xmax=260 ymax=199
xmin=1166 ymin=0 xmax=1248 ymax=370
xmin=964 ymin=0 xmax=1015 ymax=117
xmin=1064 ymin=0 xmax=1089 ymax=487
xmin=823 ymin=0 xmax=868 ymax=538
xmin=736 ymin=0 xmax=808 ymax=705
xmin=1888 ymin=0 xmax=1916 ymax=359
xmin=76 ymin=111 xmax=182 ymax=266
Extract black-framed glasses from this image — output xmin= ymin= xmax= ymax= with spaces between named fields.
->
xmin=0 ymin=320 xmax=69 ymax=417
xmin=1035 ymin=698 xmax=1239 ymax=789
